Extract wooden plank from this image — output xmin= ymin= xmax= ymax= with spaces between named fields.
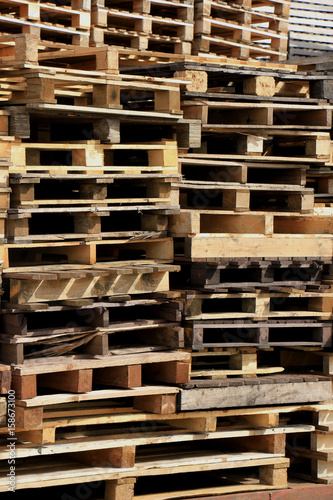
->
xmin=184 ymin=235 xmax=333 ymax=260
xmin=179 ymin=379 xmax=332 ymax=411
xmin=12 ymin=351 xmax=191 ymax=375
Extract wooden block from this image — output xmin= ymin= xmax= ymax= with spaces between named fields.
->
xmin=237 ymin=134 xmax=264 ymax=155
xmin=275 ymin=81 xmax=310 ymax=98
xmin=260 ymin=463 xmax=288 ymax=487
xmin=148 ymin=146 xmax=178 ymax=169
xmin=183 ymin=104 xmax=208 ymax=122
xmin=93 ymin=118 xmax=120 ymax=143
xmin=222 ymin=189 xmax=250 ymax=211
xmin=18 ymin=428 xmax=55 ymax=444
xmin=243 ymin=76 xmax=276 ymax=97
xmin=176 ymin=120 xmax=201 ymax=149
xmin=7 ymin=106 xmax=30 ymax=139
xmin=143 ymin=361 xmax=190 ymax=384
xmin=311 ymin=80 xmax=333 ymax=100
xmin=7 ymin=218 xmax=30 ymax=239
xmin=79 ymin=333 xmax=109 ymax=356
xmin=93 ymin=84 xmax=122 ymax=108
xmin=141 ymin=214 xmax=168 ymax=232
xmin=306 ymin=138 xmax=331 ymax=158
xmin=95 ymin=47 xmax=119 ymax=73
xmin=38 ymin=369 xmax=93 ymax=393
xmin=0 ymin=369 xmax=11 ymax=394
xmin=240 ymin=434 xmax=286 ymax=455
xmin=168 ymin=416 xmax=217 ymax=432
xmin=16 ymin=406 xmax=43 ymax=430
xmin=317 ymin=408 xmax=333 ymax=429
xmin=75 ymin=445 xmax=136 ymax=467
xmin=0 ymin=343 xmax=24 ymax=365
xmin=15 ymin=34 xmax=39 ymax=64
xmin=74 ymin=214 xmax=101 ymax=234
xmin=25 ymin=75 xmax=55 ymax=103
xmin=105 ymin=478 xmax=136 ymax=500
xmin=12 ymin=374 xmax=37 ymax=399
xmin=93 ymin=365 xmax=142 ymax=388
xmin=229 ymin=353 xmax=257 ymax=372
xmin=174 ymin=70 xmax=208 ymax=92
xmin=240 ymin=413 xmax=279 ymax=428
xmin=169 ymin=212 xmax=200 ymax=235
xmin=133 ymin=394 xmax=176 ymax=414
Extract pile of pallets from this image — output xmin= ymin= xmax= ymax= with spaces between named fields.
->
xmin=0 ymin=0 xmax=292 ymax=60
xmin=0 ymin=1 xmax=332 ymax=499
xmin=193 ymin=0 xmax=291 ymax=60
xmin=288 ymin=0 xmax=333 ymax=59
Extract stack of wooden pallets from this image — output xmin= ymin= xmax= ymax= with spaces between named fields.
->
xmin=0 ymin=1 xmax=332 ymax=499
xmin=193 ymin=0 xmax=290 ymax=61
xmin=288 ymin=0 xmax=333 ymax=59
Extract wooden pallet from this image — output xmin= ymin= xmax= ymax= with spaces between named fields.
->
xmin=0 ymin=0 xmax=90 ymax=47
xmin=9 ymin=172 xmax=180 ymax=202
xmin=183 ymin=99 xmax=332 ymax=129
xmin=175 ymin=184 xmax=314 ymax=212
xmin=0 ymin=414 xmax=302 ymax=459
xmin=179 ymin=374 xmax=332 ymax=410
xmin=5 ymin=399 xmax=321 ymax=435
xmin=0 ymin=454 xmax=290 ymax=496
xmin=193 ymin=0 xmax=290 ymax=61
xmin=172 ymin=259 xmax=329 ymax=291
xmin=10 ymin=349 xmax=191 ymax=399
xmin=12 ymin=385 xmax=183 ymax=430
xmin=169 ymin=210 xmax=333 ymax=237
xmin=122 ymin=59 xmax=323 ymax=99
xmin=2 ymin=260 xmax=178 ymax=304
xmin=180 ymin=129 xmax=331 ymax=160
xmin=182 ymin=290 xmax=333 ymax=321
xmin=190 ymin=348 xmax=285 ymax=379
xmin=185 ymin=319 xmax=332 ymax=349
xmin=2 ymin=139 xmax=179 ymax=175
xmin=288 ymin=0 xmax=333 ymax=58
xmin=1 ymin=290 xmax=182 ymax=319
xmin=0 ymin=66 xmax=183 ymax=113
xmin=0 ymin=322 xmax=185 ymax=364
xmin=7 ymin=172 xmax=180 ymax=242
xmin=179 ymin=159 xmax=308 ymax=189
xmin=91 ymin=26 xmax=192 ymax=55
xmin=286 ymin=402 xmax=333 ymax=485
xmin=0 ymin=105 xmax=189 ymax=148
xmin=91 ymin=0 xmax=194 ymax=51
